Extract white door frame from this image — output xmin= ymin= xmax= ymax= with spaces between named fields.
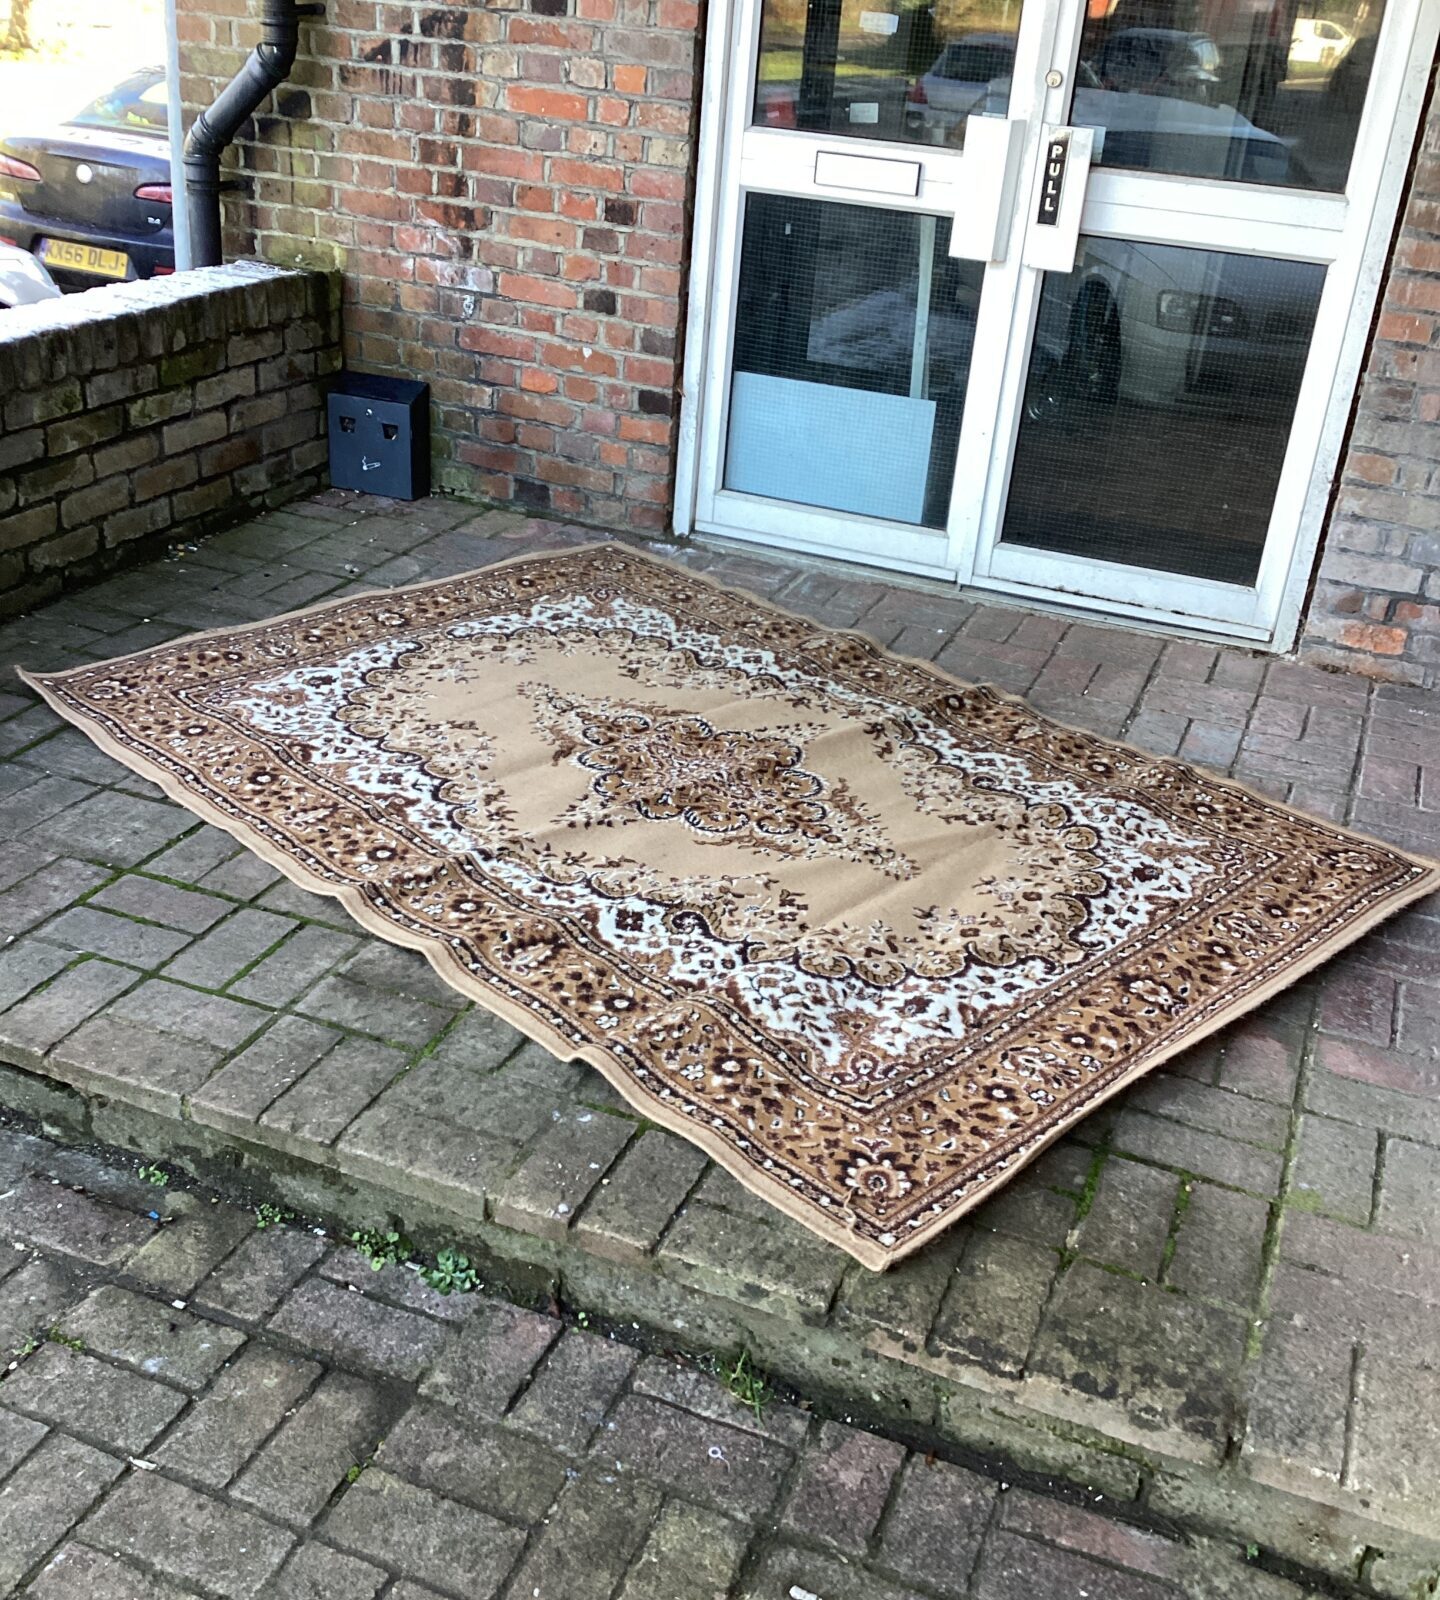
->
xmin=675 ymin=0 xmax=1440 ymax=650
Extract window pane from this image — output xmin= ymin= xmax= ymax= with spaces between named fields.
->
xmin=725 ymin=195 xmax=984 ymax=528
xmin=753 ymin=0 xmax=1025 ymax=147
xmin=1072 ymin=0 xmax=1386 ymax=191
xmin=1000 ymin=239 xmax=1326 ymax=585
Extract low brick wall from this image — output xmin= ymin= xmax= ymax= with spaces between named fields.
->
xmin=0 ymin=262 xmax=341 ymax=619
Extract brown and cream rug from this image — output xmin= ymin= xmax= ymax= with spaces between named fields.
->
xmin=22 ymin=546 xmax=1439 ymax=1268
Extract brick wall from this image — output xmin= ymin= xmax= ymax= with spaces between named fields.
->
xmin=1302 ymin=73 xmax=1440 ymax=687
xmin=0 ymin=263 xmax=340 ymax=620
xmin=177 ymin=0 xmax=701 ymax=532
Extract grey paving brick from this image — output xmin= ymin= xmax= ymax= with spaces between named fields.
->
xmin=340 ymin=943 xmax=464 ymax=1007
xmin=146 ymin=825 xmax=243 ymax=884
xmin=124 ymin=1198 xmax=257 ymax=1298
xmin=234 ymin=1371 xmax=388 ymax=1527
xmin=0 ymin=1407 xmax=47 ymax=1479
xmin=876 ymin=1456 xmax=996 ymax=1598
xmin=194 ymin=1224 xmax=329 ymax=1322
xmin=494 ymin=1106 xmax=635 ymax=1242
xmin=780 ymin=1420 xmax=905 ymax=1554
xmin=1112 ymin=1109 xmax=1284 ymax=1194
xmin=199 ymin=848 xmax=285 ymax=900
xmin=419 ymin=1298 xmax=559 ymax=1422
xmin=0 ymin=1341 xmax=187 ymax=1453
xmin=26 ymin=1542 xmax=202 ymax=1600
xmin=30 ymin=789 xmax=192 ymax=867
xmin=507 ymin=1469 xmax=662 ymax=1600
xmin=157 ymin=1344 xmax=320 ymax=1487
xmin=1290 ymin=1114 xmax=1377 ymax=1224
xmin=572 ymin=1128 xmax=706 ymax=1263
xmin=1165 ymin=1182 xmax=1271 ymax=1307
xmin=260 ymin=1035 xmax=408 ymax=1145
xmin=270 ymin=1277 xmax=450 ymax=1381
xmin=832 ymin=1227 xmax=968 ymax=1354
xmin=37 ymin=906 xmax=192 ymax=967
xmin=318 ymin=1248 xmax=477 ymax=1324
xmin=973 ymin=1531 xmax=1178 ymax=1600
xmin=0 ymin=1256 xmax=80 ymax=1359
xmin=229 ymin=925 xmax=359 ymax=1007
xmin=91 ymin=874 xmax=233 ymax=933
xmin=657 ymin=1202 xmax=846 ymax=1324
xmin=80 ymin=1472 xmax=295 ymax=1600
xmin=190 ymin=1015 xmax=342 ymax=1133
xmin=0 ymin=856 xmax=107 ymax=936
xmin=506 ymin=1327 xmax=637 ymax=1453
xmin=928 ymin=1231 xmax=1059 ymax=1381
xmin=48 ymin=1014 xmax=224 ymax=1114
xmin=0 ymin=958 xmax=136 ymax=1058
xmin=323 ymin=1471 xmax=525 ymax=1599
xmin=597 ymin=1394 xmax=792 ymax=1519
xmin=378 ymin=1402 xmax=569 ymax=1522
xmin=1375 ymin=1137 xmax=1440 ymax=1241
xmin=1073 ymin=1157 xmax=1178 ymax=1279
xmin=740 ymin=1544 xmax=931 ymax=1600
xmin=1026 ymin=1264 xmax=1250 ymax=1462
xmin=296 ymin=974 xmax=457 ymax=1047
xmin=266 ymin=1543 xmax=388 ymax=1600
xmin=0 ymin=1175 xmax=155 ymax=1267
xmin=0 ymin=775 xmax=94 ymax=837
xmin=616 ymin=1499 xmax=750 ymax=1600
xmin=106 ymin=978 xmax=268 ymax=1049
xmin=59 ymin=1283 xmax=243 ymax=1389
xmin=0 ymin=937 xmax=71 ymax=1011
xmin=0 ymin=1433 xmax=126 ymax=1594
xmin=630 ymin=1356 xmax=811 ymax=1449
xmin=162 ymin=907 xmax=295 ymax=988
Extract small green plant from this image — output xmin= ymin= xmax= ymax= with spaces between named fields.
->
xmin=344 ymin=1459 xmax=371 ymax=1485
xmin=575 ymin=1309 xmax=591 ymax=1329
xmin=417 ymin=1247 xmax=480 ymax=1297
xmin=46 ymin=1327 xmax=83 ymax=1352
xmin=254 ymin=1203 xmax=294 ymax=1231
xmin=137 ymin=1164 xmax=169 ymax=1188
xmin=1245 ymin=1543 xmax=1260 ymax=1563
xmin=723 ymin=1348 xmax=770 ymax=1423
xmin=350 ymin=1227 xmax=413 ymax=1272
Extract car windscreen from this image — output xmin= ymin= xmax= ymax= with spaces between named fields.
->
xmin=939 ymin=43 xmax=1015 ymax=82
xmin=69 ymin=72 xmax=169 ymax=136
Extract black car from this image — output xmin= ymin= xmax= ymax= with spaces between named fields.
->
xmin=0 ymin=66 xmax=175 ymax=290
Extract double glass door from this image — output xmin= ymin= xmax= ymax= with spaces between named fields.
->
xmin=683 ymin=0 xmax=1439 ymax=642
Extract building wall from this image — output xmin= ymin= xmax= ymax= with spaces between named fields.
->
xmin=174 ymin=3 xmax=1440 ymax=680
xmin=1302 ymin=66 xmax=1440 ymax=687
xmin=0 ymin=264 xmax=339 ymax=619
xmin=177 ymin=0 xmax=702 ymax=533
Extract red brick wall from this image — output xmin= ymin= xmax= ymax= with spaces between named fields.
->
xmin=1302 ymin=69 xmax=1440 ymax=687
xmin=177 ymin=0 xmax=701 ymax=531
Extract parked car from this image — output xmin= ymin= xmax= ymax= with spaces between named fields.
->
xmin=1025 ymin=237 xmax=1323 ymax=420
xmin=1290 ymin=16 xmax=1354 ymax=67
xmin=904 ymin=33 xmax=1018 ymax=143
xmin=0 ymin=66 xmax=174 ymax=291
xmin=0 ymin=240 xmax=61 ymax=307
xmin=1092 ymin=29 xmax=1222 ymax=105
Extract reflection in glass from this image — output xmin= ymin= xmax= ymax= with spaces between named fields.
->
xmin=724 ymin=195 xmax=983 ymax=527
xmin=753 ymin=0 xmax=1023 ymax=146
xmin=1071 ymin=0 xmax=1387 ymax=191
xmin=1001 ymin=239 xmax=1325 ymax=585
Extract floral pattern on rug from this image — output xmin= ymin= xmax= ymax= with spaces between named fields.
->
xmin=25 ymin=545 xmax=1439 ymax=1268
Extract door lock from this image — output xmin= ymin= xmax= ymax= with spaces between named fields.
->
xmin=1045 ymin=69 xmax=1064 ymax=88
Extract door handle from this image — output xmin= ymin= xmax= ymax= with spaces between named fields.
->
xmin=947 ymin=116 xmax=1028 ymax=264
xmin=1022 ymin=125 xmax=1095 ymax=273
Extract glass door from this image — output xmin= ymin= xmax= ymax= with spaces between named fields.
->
xmin=959 ymin=0 xmax=1433 ymax=637
xmin=690 ymin=0 xmax=1053 ymax=575
xmin=685 ymin=0 xmax=1438 ymax=641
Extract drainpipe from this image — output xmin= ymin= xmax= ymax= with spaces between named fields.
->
xmin=183 ymin=0 xmax=317 ymax=267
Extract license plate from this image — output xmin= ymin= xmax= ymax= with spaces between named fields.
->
xmin=38 ymin=239 xmax=130 ymax=279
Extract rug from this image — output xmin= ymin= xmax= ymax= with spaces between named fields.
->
xmin=22 ymin=545 xmax=1439 ymax=1269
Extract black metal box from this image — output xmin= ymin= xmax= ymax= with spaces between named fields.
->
xmin=327 ymin=372 xmax=430 ymax=500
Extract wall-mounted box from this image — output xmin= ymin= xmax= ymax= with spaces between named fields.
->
xmin=327 ymin=372 xmax=430 ymax=500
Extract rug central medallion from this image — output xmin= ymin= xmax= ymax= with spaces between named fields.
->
xmin=24 ymin=544 xmax=1438 ymax=1268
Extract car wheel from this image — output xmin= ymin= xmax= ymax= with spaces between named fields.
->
xmin=1065 ymin=287 xmax=1122 ymax=407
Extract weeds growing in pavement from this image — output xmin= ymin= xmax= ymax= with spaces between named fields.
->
xmin=724 ymin=1348 xmax=770 ymax=1422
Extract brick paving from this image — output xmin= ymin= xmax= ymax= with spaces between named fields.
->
xmin=0 ymin=1118 xmax=1341 ymax=1600
xmin=0 ymin=494 xmax=1437 ymax=1591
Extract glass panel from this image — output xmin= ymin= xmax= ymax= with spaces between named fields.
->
xmin=1071 ymin=0 xmax=1386 ymax=191
xmin=725 ymin=195 xmax=984 ymax=528
xmin=1000 ymin=239 xmax=1325 ymax=585
xmin=753 ymin=0 xmax=1025 ymax=146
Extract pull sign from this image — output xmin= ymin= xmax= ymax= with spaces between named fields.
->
xmin=1035 ymin=132 xmax=1070 ymax=226
xmin=1022 ymin=124 xmax=1095 ymax=274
